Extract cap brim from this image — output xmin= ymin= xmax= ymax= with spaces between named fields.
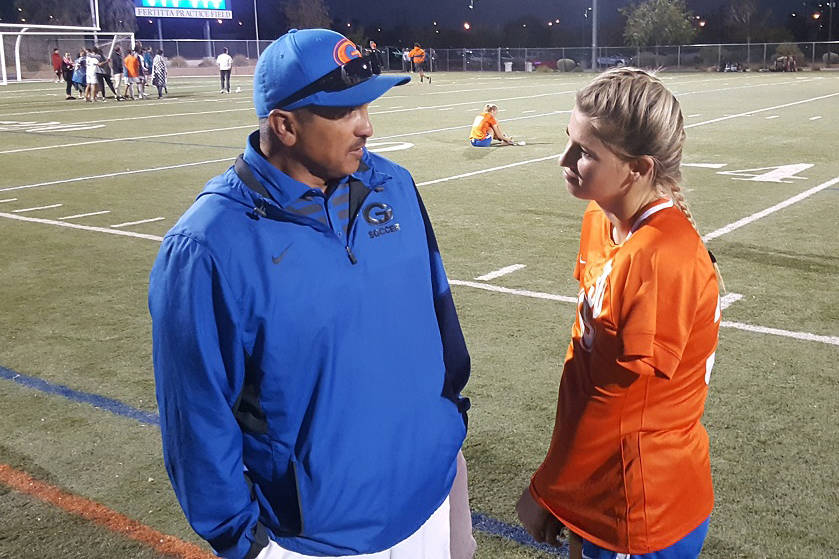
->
xmin=285 ymin=74 xmax=410 ymax=110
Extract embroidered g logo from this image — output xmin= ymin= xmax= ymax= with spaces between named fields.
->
xmin=333 ymin=39 xmax=361 ymax=64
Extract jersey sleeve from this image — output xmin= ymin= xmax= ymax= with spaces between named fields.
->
xmin=149 ymin=234 xmax=269 ymax=559
xmin=616 ymin=243 xmax=700 ymax=379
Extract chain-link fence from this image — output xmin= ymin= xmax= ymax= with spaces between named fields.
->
xmin=4 ymin=37 xmax=839 ymax=81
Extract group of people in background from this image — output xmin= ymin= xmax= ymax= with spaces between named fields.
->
xmin=54 ymin=42 xmax=168 ymax=102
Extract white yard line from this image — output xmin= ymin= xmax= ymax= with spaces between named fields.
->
xmin=111 ymin=217 xmax=165 ymax=228
xmin=702 ymin=176 xmax=839 ymax=242
xmin=721 ymin=321 xmax=839 ymax=346
xmin=0 ymin=211 xmax=834 ymax=346
xmin=59 ymin=210 xmax=110 ymax=220
xmin=0 ymin=124 xmax=250 ymax=155
xmin=417 ymin=154 xmax=559 ymax=186
xmin=720 ymin=293 xmax=744 ymax=310
xmin=377 ymin=111 xmax=567 ymax=141
xmin=683 ymin=163 xmax=727 ymax=169
xmin=0 ymin=157 xmax=232 ymax=192
xmin=11 ymin=203 xmax=62 ymax=213
xmin=0 ymin=212 xmax=163 ymax=240
xmin=765 ymin=115 xmax=780 ymax=119
xmin=685 ymin=92 xmax=839 ymax=129
xmin=809 ymin=116 xmax=823 ymax=120
xmin=475 ymin=264 xmax=526 ymax=281
xmin=0 ymin=198 xmax=17 ymax=203
xmin=449 ymin=280 xmax=579 ymax=304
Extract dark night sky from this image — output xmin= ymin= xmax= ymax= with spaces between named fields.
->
xmin=324 ymin=0 xmax=796 ymax=28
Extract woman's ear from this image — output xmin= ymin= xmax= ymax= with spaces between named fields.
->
xmin=630 ymin=155 xmax=655 ymax=181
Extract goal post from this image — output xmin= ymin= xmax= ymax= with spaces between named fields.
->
xmin=1 ymin=30 xmax=135 ymax=85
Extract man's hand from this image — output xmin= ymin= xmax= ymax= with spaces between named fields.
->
xmin=515 ymin=486 xmax=565 ymax=546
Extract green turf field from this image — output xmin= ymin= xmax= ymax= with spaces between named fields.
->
xmin=1 ymin=70 xmax=837 ymax=558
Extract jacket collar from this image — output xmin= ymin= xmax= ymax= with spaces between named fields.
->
xmin=241 ymin=131 xmax=391 ymax=208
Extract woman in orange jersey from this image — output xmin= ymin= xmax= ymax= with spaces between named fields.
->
xmin=468 ymin=104 xmax=514 ymax=147
xmin=516 ymin=67 xmax=722 ymax=559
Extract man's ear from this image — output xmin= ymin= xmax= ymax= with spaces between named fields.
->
xmin=267 ymin=109 xmax=299 ymax=148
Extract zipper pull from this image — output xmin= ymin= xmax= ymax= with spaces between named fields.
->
xmin=345 ymin=245 xmax=358 ymax=265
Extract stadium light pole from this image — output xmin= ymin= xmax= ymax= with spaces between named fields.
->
xmin=253 ymin=0 xmax=261 ymax=56
xmin=591 ymin=0 xmax=598 ymax=71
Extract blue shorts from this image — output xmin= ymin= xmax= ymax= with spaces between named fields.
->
xmin=581 ymin=517 xmax=709 ymax=559
xmin=470 ymin=136 xmax=492 ymax=147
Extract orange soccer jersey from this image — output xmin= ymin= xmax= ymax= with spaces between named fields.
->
xmin=409 ymin=46 xmax=426 ymax=63
xmin=531 ymin=200 xmax=720 ymax=554
xmin=469 ymin=112 xmax=496 ymax=140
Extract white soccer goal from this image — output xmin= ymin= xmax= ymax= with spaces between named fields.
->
xmin=1 ymin=30 xmax=135 ymax=86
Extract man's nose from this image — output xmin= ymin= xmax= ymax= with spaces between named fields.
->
xmin=356 ymin=106 xmax=374 ymax=138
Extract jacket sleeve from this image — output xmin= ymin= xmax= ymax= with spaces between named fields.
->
xmin=412 ymin=183 xmax=472 ymax=424
xmin=149 ymin=234 xmax=269 ymax=559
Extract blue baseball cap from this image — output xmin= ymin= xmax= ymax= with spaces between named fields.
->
xmin=254 ymin=28 xmax=410 ymax=118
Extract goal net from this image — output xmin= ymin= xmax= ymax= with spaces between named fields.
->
xmin=1 ymin=31 xmax=135 ymax=85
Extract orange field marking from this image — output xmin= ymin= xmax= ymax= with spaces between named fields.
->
xmin=0 ymin=463 xmax=215 ymax=559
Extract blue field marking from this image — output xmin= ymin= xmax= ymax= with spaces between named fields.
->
xmin=0 ymin=363 xmax=568 ymax=557
xmin=0 ymin=365 xmax=159 ymax=426
xmin=473 ymin=512 xmax=566 ymax=555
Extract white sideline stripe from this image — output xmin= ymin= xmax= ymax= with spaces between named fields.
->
xmin=0 ymin=95 xmax=243 ymax=118
xmin=111 ymin=217 xmax=165 ymax=228
xmin=721 ymin=321 xmax=839 ymax=346
xmin=521 ymin=110 xmax=536 ymax=114
xmin=702 ymin=176 xmax=839 ymax=242
xmin=449 ymin=282 xmax=837 ymax=346
xmin=0 ymin=157 xmax=232 ymax=192
xmin=12 ymin=203 xmax=62 ymax=213
xmin=60 ymin=210 xmax=110 ymax=220
xmin=84 ymin=107 xmax=252 ymax=124
xmin=370 ymin=90 xmax=578 ymax=116
xmin=765 ymin=115 xmax=780 ymax=119
xmin=449 ymin=280 xmax=578 ymax=304
xmin=0 ymin=212 xmax=164 ymax=241
xmin=720 ymin=293 xmax=744 ymax=310
xmin=687 ymin=114 xmax=701 ymax=117
xmin=475 ymin=264 xmax=526 ymax=281
xmin=809 ymin=116 xmax=822 ymax=120
xmin=417 ymin=154 xmax=559 ymax=186
xmin=685 ymin=93 xmax=839 ymax=129
xmin=0 ymin=198 xmax=17 ymax=203
xmin=1 ymin=211 xmax=834 ymax=347
xmin=0 ymin=124 xmax=250 ymax=155
xmin=377 ymin=111 xmax=567 ymax=141
xmin=683 ymin=163 xmax=727 ymax=169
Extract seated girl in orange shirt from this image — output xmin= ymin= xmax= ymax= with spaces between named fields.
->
xmin=468 ymin=104 xmax=514 ymax=147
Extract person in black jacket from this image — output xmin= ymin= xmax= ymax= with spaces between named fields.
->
xmin=111 ymin=46 xmax=124 ymax=97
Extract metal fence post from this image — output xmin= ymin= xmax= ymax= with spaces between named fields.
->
xmin=763 ymin=43 xmax=767 ymax=68
xmin=677 ymin=45 xmax=681 ymax=69
xmin=717 ymin=44 xmax=721 ymax=68
xmin=812 ymin=42 xmax=816 ymax=65
xmin=498 ymin=47 xmax=501 ymax=72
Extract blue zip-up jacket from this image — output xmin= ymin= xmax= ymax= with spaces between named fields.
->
xmin=149 ymin=132 xmax=471 ymax=559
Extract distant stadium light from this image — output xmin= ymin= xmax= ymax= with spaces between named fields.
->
xmin=699 ymin=20 xmax=706 ymax=27
xmin=812 ymin=12 xmax=821 ymax=19
xmin=463 ymin=21 xmax=471 ymax=30
xmin=548 ymin=21 xmax=553 ymax=26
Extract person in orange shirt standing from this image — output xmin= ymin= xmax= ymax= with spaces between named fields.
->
xmin=516 ymin=67 xmax=723 ymax=559
xmin=468 ymin=104 xmax=514 ymax=146
xmin=122 ymin=48 xmax=144 ymax=100
xmin=409 ymin=42 xmax=430 ymax=83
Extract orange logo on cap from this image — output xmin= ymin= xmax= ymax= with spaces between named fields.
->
xmin=333 ymin=39 xmax=361 ymax=64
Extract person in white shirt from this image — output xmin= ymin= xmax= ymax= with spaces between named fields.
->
xmin=216 ymin=47 xmax=233 ymax=93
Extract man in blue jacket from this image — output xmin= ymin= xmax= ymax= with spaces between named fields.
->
xmin=149 ymin=28 xmax=474 ymax=559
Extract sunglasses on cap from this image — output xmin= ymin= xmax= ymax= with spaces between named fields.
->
xmin=272 ymin=54 xmax=381 ymax=110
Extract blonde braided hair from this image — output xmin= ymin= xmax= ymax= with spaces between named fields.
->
xmin=575 ymin=67 xmax=724 ymax=291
